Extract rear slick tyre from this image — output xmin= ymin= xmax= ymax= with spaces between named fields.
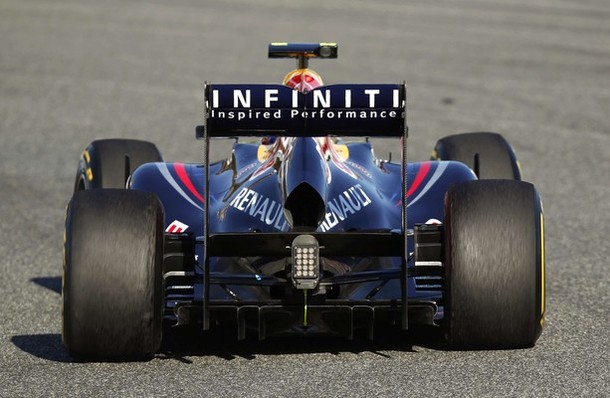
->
xmin=444 ymin=180 xmax=544 ymax=349
xmin=63 ymin=189 xmax=164 ymax=360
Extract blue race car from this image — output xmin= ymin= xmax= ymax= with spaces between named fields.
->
xmin=63 ymin=43 xmax=545 ymax=360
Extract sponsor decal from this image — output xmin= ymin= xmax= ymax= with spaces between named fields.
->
xmin=82 ymin=150 xmax=93 ymax=181
xmin=228 ymin=187 xmax=288 ymax=231
xmin=319 ymin=184 xmax=373 ymax=231
xmin=212 ymin=88 xmax=400 ymax=109
xmin=345 ymin=160 xmax=373 ymax=179
xmin=228 ymin=184 xmax=373 ymax=232
xmin=210 ymin=108 xmax=399 ymax=121
xmin=210 ymin=86 xmax=401 ymax=122
xmin=236 ymin=161 xmax=258 ymax=178
xmin=166 ymin=220 xmax=189 ymax=233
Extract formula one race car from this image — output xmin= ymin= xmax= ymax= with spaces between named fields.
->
xmin=63 ymin=43 xmax=545 ymax=360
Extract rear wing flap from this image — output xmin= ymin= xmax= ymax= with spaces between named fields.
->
xmin=202 ymin=84 xmax=406 ymax=137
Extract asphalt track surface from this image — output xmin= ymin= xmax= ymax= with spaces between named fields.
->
xmin=1 ymin=0 xmax=609 ymax=396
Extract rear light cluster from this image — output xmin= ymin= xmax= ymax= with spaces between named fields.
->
xmin=291 ymin=235 xmax=320 ymax=290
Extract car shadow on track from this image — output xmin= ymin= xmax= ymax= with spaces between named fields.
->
xmin=158 ymin=325 xmax=447 ymax=363
xmin=19 ymin=276 xmax=447 ymax=362
xmin=11 ymin=278 xmax=69 ymax=362
xmin=31 ymin=276 xmax=62 ymax=294
xmin=10 ymin=328 xmax=446 ymax=363
xmin=11 ymin=334 xmax=72 ymax=363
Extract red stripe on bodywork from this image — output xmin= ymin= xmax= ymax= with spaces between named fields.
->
xmin=407 ymin=161 xmax=432 ymax=198
xmin=174 ymin=163 xmax=205 ymax=203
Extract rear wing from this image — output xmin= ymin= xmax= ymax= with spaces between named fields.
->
xmin=198 ymin=82 xmax=409 ymax=331
xmin=202 ymin=83 xmax=407 ymax=137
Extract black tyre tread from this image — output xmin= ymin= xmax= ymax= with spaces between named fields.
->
xmin=76 ymin=139 xmax=162 ymax=190
xmin=444 ymin=180 xmax=543 ymax=349
xmin=63 ymin=189 xmax=164 ymax=360
xmin=433 ymin=132 xmax=521 ymax=180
